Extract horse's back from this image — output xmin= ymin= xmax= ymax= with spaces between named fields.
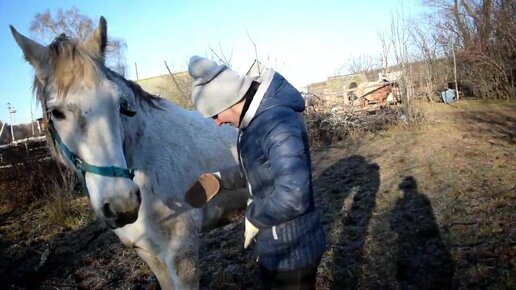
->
xmin=160 ymin=102 xmax=239 ymax=166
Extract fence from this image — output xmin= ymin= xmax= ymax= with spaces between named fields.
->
xmin=0 ymin=136 xmax=50 ymax=169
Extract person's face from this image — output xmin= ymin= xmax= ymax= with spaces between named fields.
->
xmin=212 ymin=101 xmax=244 ymax=128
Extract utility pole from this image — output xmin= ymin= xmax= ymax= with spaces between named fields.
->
xmin=7 ymin=102 xmax=16 ymax=142
xmin=0 ymin=122 xmax=5 ymax=141
xmin=134 ymin=62 xmax=139 ymax=80
xmin=452 ymin=39 xmax=459 ymax=100
xmin=30 ymin=100 xmax=35 ymax=136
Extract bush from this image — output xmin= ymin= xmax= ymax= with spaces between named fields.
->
xmin=43 ymin=168 xmax=89 ymax=226
xmin=304 ymin=105 xmax=403 ymax=147
xmin=0 ymin=160 xmax=59 ymax=206
xmin=399 ymin=97 xmax=426 ymax=128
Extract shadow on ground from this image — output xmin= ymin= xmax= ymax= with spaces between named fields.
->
xmin=314 ymin=156 xmax=455 ymax=289
xmin=0 ymin=216 xmax=157 ymax=289
xmin=314 ymin=155 xmax=380 ymax=289
xmin=390 ymin=176 xmax=455 ymax=289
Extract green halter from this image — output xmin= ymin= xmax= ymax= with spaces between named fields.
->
xmin=47 ymin=107 xmax=136 ymax=197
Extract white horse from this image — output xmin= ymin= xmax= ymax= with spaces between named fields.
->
xmin=10 ymin=17 xmax=247 ymax=289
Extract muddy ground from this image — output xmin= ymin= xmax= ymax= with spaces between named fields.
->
xmin=0 ymin=100 xmax=514 ymax=289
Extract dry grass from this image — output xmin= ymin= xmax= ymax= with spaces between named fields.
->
xmin=0 ymin=99 xmax=514 ymax=289
xmin=310 ymin=99 xmax=515 ymax=289
xmin=0 ymin=162 xmax=51 ymax=206
xmin=43 ymin=169 xmax=93 ymax=229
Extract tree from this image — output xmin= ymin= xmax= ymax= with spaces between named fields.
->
xmin=29 ymin=6 xmax=128 ymax=76
xmin=389 ymin=3 xmax=414 ymax=102
xmin=410 ymin=22 xmax=450 ymax=102
xmin=346 ymin=53 xmax=381 ymax=76
xmin=425 ymin=0 xmax=516 ymax=99
xmin=386 ymin=3 xmax=426 ymax=126
xmin=378 ymin=29 xmax=392 ymax=75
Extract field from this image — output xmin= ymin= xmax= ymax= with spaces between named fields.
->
xmin=0 ymin=100 xmax=514 ymax=289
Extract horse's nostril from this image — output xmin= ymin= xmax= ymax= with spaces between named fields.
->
xmin=135 ymin=188 xmax=142 ymax=204
xmin=116 ymin=210 xmax=139 ymax=227
xmin=102 ymin=203 xmax=116 ymax=219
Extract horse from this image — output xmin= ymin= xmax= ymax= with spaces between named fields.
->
xmin=10 ymin=17 xmax=247 ymax=289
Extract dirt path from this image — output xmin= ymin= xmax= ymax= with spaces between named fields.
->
xmin=0 ymin=100 xmax=514 ymax=289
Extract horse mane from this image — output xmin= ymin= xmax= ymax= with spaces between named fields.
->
xmin=33 ymin=33 xmax=162 ymax=110
xmin=103 ymin=67 xmax=163 ymax=110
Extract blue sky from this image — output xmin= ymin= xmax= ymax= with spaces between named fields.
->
xmin=0 ymin=0 xmax=423 ymax=124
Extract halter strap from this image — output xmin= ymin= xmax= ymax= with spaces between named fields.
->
xmin=48 ymin=117 xmax=135 ymax=197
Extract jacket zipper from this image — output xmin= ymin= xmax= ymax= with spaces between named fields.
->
xmin=238 ymin=131 xmax=252 ymax=197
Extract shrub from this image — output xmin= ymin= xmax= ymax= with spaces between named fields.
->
xmin=304 ymin=104 xmax=403 ymax=147
xmin=0 ymin=160 xmax=62 ymax=206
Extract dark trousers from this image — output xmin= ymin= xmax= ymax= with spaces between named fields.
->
xmin=259 ymin=262 xmax=319 ymax=290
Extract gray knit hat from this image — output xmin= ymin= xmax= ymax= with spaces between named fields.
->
xmin=188 ymin=56 xmax=254 ymax=117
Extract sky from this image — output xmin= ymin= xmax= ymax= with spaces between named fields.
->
xmin=0 ymin=0 xmax=423 ymax=124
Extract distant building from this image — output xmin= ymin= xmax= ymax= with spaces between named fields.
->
xmin=306 ymin=71 xmax=403 ymax=107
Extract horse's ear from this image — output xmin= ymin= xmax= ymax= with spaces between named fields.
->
xmin=84 ymin=16 xmax=107 ymax=60
xmin=10 ymin=25 xmax=47 ymax=74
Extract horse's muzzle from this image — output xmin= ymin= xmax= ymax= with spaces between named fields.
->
xmin=102 ymin=189 xmax=141 ymax=228
xmin=104 ymin=209 xmax=139 ymax=229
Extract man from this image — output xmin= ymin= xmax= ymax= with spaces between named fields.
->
xmin=186 ymin=56 xmax=326 ymax=289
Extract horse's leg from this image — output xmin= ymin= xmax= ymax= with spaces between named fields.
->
xmin=135 ymin=248 xmax=174 ymax=290
xmin=201 ymin=188 xmax=248 ymax=232
xmin=147 ymin=198 xmax=201 ymax=289
xmin=164 ymin=251 xmax=199 ymax=290
xmin=163 ymin=226 xmax=200 ymax=290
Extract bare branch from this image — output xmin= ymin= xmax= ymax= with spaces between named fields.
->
xmin=208 ymin=43 xmax=233 ymax=66
xmin=164 ymin=60 xmax=189 ymax=103
xmin=29 ymin=6 xmax=127 ymax=75
xmin=246 ymin=29 xmax=261 ymax=75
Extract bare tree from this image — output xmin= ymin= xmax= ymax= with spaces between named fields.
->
xmin=425 ymin=0 xmax=516 ymax=99
xmin=29 ymin=6 xmax=128 ymax=76
xmin=346 ymin=53 xmax=381 ymax=76
xmin=410 ymin=22 xmax=450 ymax=102
xmin=388 ymin=3 xmax=426 ymax=126
xmin=378 ymin=29 xmax=392 ymax=74
xmin=208 ymin=42 xmax=233 ymax=66
xmin=390 ymin=3 xmax=414 ymax=102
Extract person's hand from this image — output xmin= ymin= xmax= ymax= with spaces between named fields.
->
xmin=184 ymin=173 xmax=221 ymax=208
xmin=244 ymin=217 xmax=259 ymax=249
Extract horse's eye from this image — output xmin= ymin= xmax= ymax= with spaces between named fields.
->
xmin=119 ymin=100 xmax=137 ymax=117
xmin=51 ymin=109 xmax=65 ymax=120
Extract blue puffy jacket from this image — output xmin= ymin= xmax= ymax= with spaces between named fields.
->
xmin=238 ymin=69 xmax=326 ymax=271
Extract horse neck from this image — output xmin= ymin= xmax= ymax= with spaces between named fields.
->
xmin=122 ymin=95 xmax=238 ymax=196
xmin=122 ymin=99 xmax=205 ymax=174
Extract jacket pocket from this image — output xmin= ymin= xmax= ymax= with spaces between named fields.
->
xmin=256 ymin=227 xmax=290 ymax=257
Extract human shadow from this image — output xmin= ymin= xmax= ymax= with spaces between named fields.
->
xmin=313 ymin=155 xmax=380 ymax=289
xmin=390 ymin=176 xmax=455 ymax=289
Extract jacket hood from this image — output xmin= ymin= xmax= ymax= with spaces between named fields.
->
xmin=239 ymin=69 xmax=305 ymax=129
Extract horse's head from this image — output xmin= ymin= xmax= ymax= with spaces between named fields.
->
xmin=10 ymin=17 xmax=141 ymax=228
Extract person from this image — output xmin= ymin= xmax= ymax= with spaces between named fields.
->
xmin=185 ymin=56 xmax=326 ymax=290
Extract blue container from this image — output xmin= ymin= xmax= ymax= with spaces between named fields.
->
xmin=441 ymin=89 xmax=456 ymax=104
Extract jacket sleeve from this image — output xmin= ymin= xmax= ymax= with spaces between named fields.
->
xmin=218 ymin=164 xmax=247 ymax=190
xmin=246 ymin=111 xmax=313 ymax=229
